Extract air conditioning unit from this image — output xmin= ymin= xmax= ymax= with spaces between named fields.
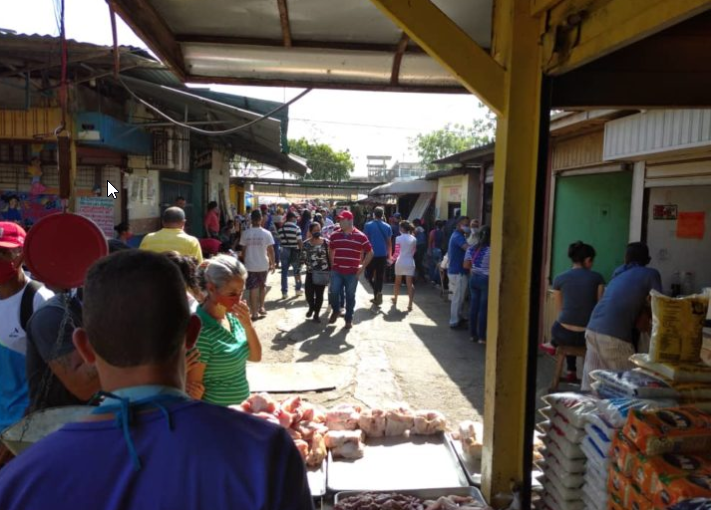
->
xmin=148 ymin=127 xmax=190 ymax=172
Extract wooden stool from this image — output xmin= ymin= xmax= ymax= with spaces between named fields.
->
xmin=549 ymin=345 xmax=587 ymax=393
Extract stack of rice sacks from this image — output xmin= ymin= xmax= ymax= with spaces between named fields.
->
xmin=537 ymin=393 xmax=599 ymax=510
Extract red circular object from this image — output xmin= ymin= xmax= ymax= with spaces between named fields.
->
xmin=24 ymin=213 xmax=108 ymax=289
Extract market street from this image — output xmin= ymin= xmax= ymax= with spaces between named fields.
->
xmin=249 ymin=271 xmax=556 ymax=425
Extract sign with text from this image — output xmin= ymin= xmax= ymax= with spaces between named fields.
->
xmin=77 ymin=196 xmax=115 ymax=238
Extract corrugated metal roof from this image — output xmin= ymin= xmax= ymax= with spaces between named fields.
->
xmin=113 ymin=0 xmax=493 ymax=92
xmin=432 ymin=142 xmax=496 ymax=165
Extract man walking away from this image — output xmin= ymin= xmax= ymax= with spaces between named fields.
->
xmin=0 ymin=250 xmax=313 ymax=509
xmin=328 ymin=211 xmax=373 ymax=330
xmin=364 ymin=207 xmax=392 ymax=306
xmin=0 ymin=222 xmax=54 ymax=463
xmin=140 ymin=207 xmax=203 ymax=263
xmin=240 ymin=210 xmax=276 ymax=321
xmin=277 ymin=211 xmax=303 ymax=299
xmin=448 ymin=216 xmax=471 ymax=329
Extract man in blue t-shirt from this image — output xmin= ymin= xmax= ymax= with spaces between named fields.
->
xmin=447 ymin=216 xmax=471 ymax=328
xmin=364 ymin=207 xmax=392 ymax=307
xmin=581 ymin=242 xmax=663 ymax=390
xmin=0 ymin=250 xmax=313 ymax=510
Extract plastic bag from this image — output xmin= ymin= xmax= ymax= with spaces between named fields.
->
xmin=596 ymin=396 xmax=679 ymax=428
xmin=541 ymin=393 xmax=599 ymax=429
xmin=542 ymin=467 xmax=585 ymax=501
xmin=542 ymin=454 xmax=586 ymax=488
xmin=630 ymin=353 xmax=711 ymax=383
xmin=547 ymin=424 xmax=586 ymax=459
xmin=623 ymin=406 xmax=711 ymax=456
xmin=543 ymin=436 xmax=587 ymax=472
xmin=590 ymin=369 xmax=678 ymax=398
xmin=551 ymin=413 xmax=587 ymax=443
xmin=585 ymin=422 xmax=612 ymax=460
xmin=650 ymin=291 xmax=709 ymax=363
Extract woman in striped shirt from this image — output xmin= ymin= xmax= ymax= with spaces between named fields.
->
xmin=194 ymin=255 xmax=262 ymax=406
xmin=463 ymin=225 xmax=491 ymax=344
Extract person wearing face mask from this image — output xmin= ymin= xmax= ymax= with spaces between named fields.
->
xmin=300 ymin=222 xmax=330 ymax=322
xmin=194 ymin=255 xmax=262 ymax=406
xmin=447 ymin=216 xmax=471 ymax=329
xmin=328 ymin=211 xmax=373 ymax=329
xmin=0 ymin=222 xmax=54 ymax=439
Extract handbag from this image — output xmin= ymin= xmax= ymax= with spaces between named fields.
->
xmin=312 ymin=270 xmax=330 ymax=286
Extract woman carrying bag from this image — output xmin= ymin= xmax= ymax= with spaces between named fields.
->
xmin=300 ymin=222 xmax=330 ymax=322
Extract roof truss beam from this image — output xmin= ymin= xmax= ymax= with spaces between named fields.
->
xmin=276 ymin=0 xmax=293 ymax=47
xmin=368 ymin=0 xmax=506 ymax=115
xmin=542 ymin=0 xmax=711 ymax=75
xmin=111 ymin=0 xmax=186 ymax=79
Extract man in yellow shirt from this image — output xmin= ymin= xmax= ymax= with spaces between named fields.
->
xmin=139 ymin=207 xmax=203 ymax=263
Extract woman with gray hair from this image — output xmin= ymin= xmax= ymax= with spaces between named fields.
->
xmin=194 ymin=254 xmax=262 ymax=405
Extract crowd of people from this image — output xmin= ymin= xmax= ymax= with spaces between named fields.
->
xmin=0 ymin=191 xmax=666 ymax=507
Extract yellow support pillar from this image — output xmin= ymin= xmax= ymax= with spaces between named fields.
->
xmin=482 ymin=0 xmax=543 ymax=502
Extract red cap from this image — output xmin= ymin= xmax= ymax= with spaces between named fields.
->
xmin=337 ymin=211 xmax=354 ymax=221
xmin=260 ymin=204 xmax=268 ymax=211
xmin=0 ymin=222 xmax=26 ymax=249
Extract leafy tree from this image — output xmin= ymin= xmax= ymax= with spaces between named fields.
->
xmin=411 ymin=110 xmax=496 ymax=168
xmin=289 ymin=138 xmax=355 ymax=182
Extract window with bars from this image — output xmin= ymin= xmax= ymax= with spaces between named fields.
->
xmin=152 ymin=130 xmax=170 ymax=166
xmin=0 ymin=142 xmax=29 ymax=164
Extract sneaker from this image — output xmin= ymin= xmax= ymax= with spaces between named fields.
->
xmin=312 ymin=315 xmax=321 ymax=323
xmin=340 ymin=308 xmax=346 ymax=316
xmin=540 ymin=343 xmax=556 ymax=356
xmin=306 ymin=308 xmax=314 ymax=318
xmin=564 ymin=371 xmax=580 ymax=384
xmin=282 ymin=293 xmax=288 ymax=300
xmin=295 ymin=290 xmax=303 ymax=297
xmin=344 ymin=322 xmax=353 ymax=330
xmin=375 ymin=293 xmax=383 ymax=306
xmin=329 ymin=311 xmax=340 ymax=324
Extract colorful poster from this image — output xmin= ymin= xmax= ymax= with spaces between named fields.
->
xmin=76 ymin=196 xmax=116 ymax=238
xmin=0 ymin=191 xmax=62 ymax=229
xmin=677 ymin=212 xmax=706 ymax=240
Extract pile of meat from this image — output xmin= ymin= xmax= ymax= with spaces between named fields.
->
xmin=235 ymin=393 xmax=328 ymax=467
xmin=235 ymin=395 xmax=449 ymax=463
xmin=453 ymin=421 xmax=483 ymax=460
xmin=357 ymin=407 xmax=447 ymax=438
xmin=334 ymin=493 xmax=491 ymax=510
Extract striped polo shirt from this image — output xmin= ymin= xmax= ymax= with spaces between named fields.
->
xmin=195 ymin=307 xmax=251 ymax=406
xmin=329 ymin=228 xmax=372 ymax=274
xmin=277 ymin=222 xmax=301 ymax=249
xmin=465 ymin=245 xmax=491 ymax=277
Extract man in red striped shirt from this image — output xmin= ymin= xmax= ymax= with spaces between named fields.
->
xmin=328 ymin=211 xmax=373 ymax=329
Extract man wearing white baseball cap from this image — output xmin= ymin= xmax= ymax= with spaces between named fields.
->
xmin=0 ymin=222 xmax=53 ymax=455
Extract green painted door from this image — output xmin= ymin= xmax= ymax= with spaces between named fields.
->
xmin=551 ymin=171 xmax=633 ymax=283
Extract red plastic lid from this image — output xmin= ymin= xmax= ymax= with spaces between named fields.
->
xmin=23 ymin=213 xmax=108 ymax=289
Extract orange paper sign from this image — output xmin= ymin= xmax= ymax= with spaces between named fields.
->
xmin=677 ymin=212 xmax=705 ymax=239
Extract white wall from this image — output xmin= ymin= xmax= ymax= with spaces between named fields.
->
xmin=125 ymin=168 xmax=160 ymax=220
xmin=647 ymin=185 xmax=711 ymax=294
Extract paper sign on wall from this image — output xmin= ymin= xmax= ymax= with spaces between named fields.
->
xmin=677 ymin=212 xmax=705 ymax=240
xmin=77 ymin=196 xmax=115 ymax=238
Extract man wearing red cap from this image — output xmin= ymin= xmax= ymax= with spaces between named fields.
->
xmin=0 ymin=222 xmax=54 ymax=439
xmin=328 ymin=211 xmax=373 ymax=329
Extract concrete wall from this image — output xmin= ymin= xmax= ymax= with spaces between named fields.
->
xmin=647 ymin=185 xmax=711 ymax=294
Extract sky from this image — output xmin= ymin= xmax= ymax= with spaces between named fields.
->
xmin=0 ymin=0 xmax=489 ymax=176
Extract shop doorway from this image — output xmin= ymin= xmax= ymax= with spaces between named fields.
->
xmin=551 ymin=171 xmax=633 ymax=282
xmin=447 ymin=202 xmax=462 ymax=219
xmin=160 ymin=169 xmax=204 ymax=237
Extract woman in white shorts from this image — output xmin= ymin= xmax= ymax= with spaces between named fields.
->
xmin=392 ymin=220 xmax=417 ymax=311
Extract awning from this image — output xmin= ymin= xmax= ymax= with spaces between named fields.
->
xmin=408 ymin=192 xmax=435 ymax=221
xmin=369 ymin=180 xmax=437 ymax=196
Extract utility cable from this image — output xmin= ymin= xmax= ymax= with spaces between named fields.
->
xmin=118 ymin=76 xmax=311 ymax=136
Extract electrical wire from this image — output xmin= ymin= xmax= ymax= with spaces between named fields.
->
xmin=118 ymin=76 xmax=312 ymax=136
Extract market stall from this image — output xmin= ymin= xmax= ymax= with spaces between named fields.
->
xmin=536 ymin=291 xmax=711 ymax=510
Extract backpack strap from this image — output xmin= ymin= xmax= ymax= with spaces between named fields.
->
xmin=20 ymin=279 xmax=42 ymax=331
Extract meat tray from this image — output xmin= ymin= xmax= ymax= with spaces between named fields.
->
xmin=445 ymin=433 xmax=543 ymax=490
xmin=333 ymin=486 xmax=487 ymax=506
xmin=308 ymin=459 xmax=327 ymax=497
xmin=327 ymin=434 xmax=470 ymax=493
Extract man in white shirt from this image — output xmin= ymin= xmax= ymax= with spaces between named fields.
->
xmin=0 ymin=222 xmax=53 ymax=460
xmin=240 ymin=210 xmax=275 ymax=320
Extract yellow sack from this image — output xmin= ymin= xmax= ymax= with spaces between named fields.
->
xmin=650 ymin=291 xmax=709 ymax=363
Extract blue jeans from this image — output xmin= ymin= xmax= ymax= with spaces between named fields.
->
xmin=280 ymin=247 xmax=302 ymax=294
xmin=429 ymin=248 xmax=442 ymax=283
xmin=469 ymin=273 xmax=489 ymax=340
xmin=329 ymin=272 xmax=358 ymax=322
